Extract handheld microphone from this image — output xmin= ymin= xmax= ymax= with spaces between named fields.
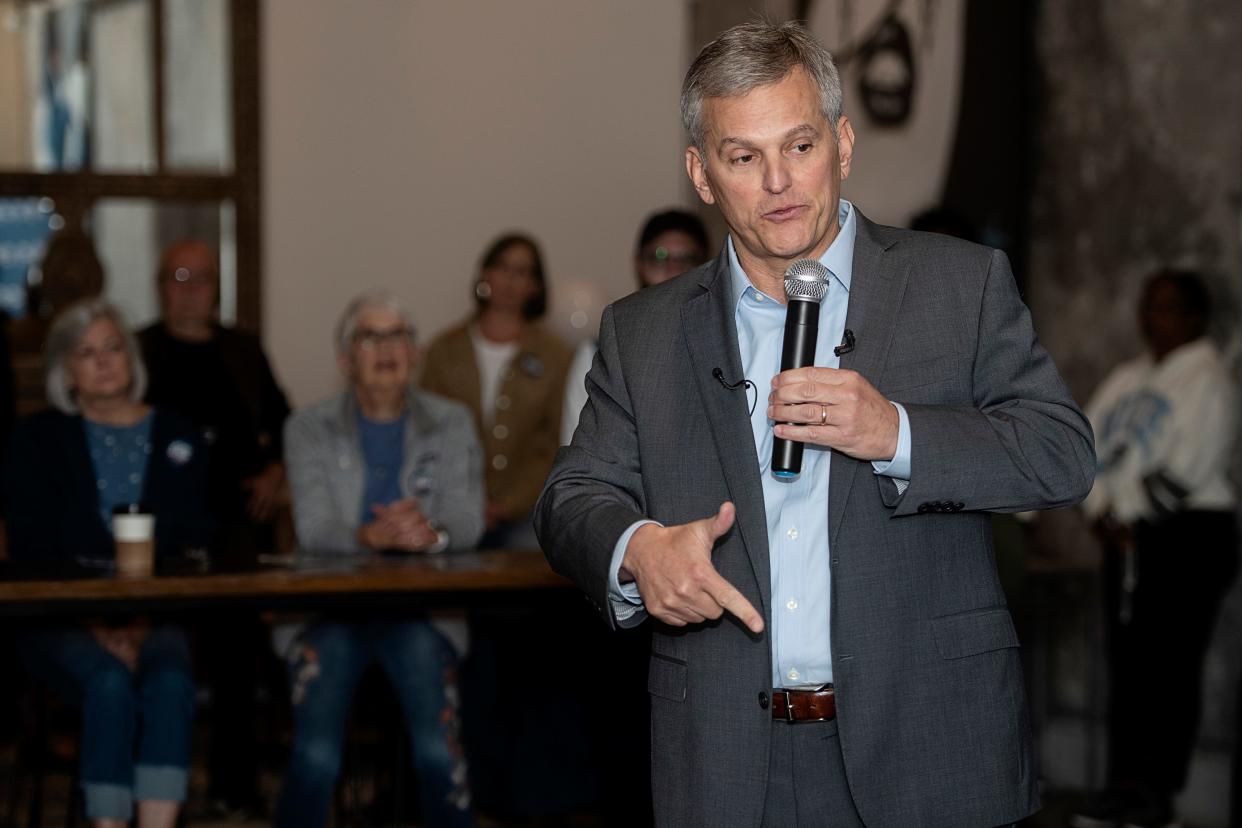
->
xmin=771 ymin=259 xmax=831 ymax=479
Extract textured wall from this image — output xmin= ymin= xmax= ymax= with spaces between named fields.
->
xmin=1030 ymin=5 xmax=1241 ymax=822
xmin=1030 ymin=1 xmax=1242 ymax=401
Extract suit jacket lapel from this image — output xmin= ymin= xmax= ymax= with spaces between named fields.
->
xmin=829 ymin=214 xmax=907 ymax=548
xmin=680 ymin=255 xmax=771 ymax=615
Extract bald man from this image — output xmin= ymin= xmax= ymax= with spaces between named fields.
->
xmin=138 ymin=239 xmax=291 ymax=818
xmin=140 ymin=240 xmax=290 ymax=537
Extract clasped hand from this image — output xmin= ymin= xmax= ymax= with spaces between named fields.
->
xmin=767 ymin=366 xmax=898 ymax=461
xmin=619 ymin=502 xmax=764 ymax=634
xmin=358 ymin=498 xmax=439 ymax=552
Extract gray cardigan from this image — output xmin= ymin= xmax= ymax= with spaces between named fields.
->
xmin=284 ymin=389 xmax=485 ymax=554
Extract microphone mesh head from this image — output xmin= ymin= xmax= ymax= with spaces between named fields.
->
xmin=784 ymin=259 xmax=830 ymax=303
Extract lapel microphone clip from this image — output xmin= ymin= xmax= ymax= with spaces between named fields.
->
xmin=834 ymin=329 xmax=856 ymax=357
xmin=713 ymin=367 xmax=758 ymax=416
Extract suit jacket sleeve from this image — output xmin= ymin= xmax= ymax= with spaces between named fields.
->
xmin=884 ymin=249 xmax=1095 ymax=515
xmin=535 ymin=306 xmax=650 ymax=620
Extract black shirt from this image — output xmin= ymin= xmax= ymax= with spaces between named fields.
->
xmin=139 ymin=323 xmax=290 ymax=523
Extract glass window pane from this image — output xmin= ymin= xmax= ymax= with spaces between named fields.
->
xmin=91 ymin=0 xmax=156 ymax=172
xmin=164 ymin=0 xmax=232 ymax=172
xmin=0 ymin=0 xmax=155 ymax=173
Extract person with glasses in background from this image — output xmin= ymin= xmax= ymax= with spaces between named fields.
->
xmin=421 ymin=232 xmax=571 ymax=550
xmin=138 ymin=239 xmax=292 ymax=820
xmin=562 ymin=209 xmax=710 ymax=444
xmin=275 ymin=291 xmax=482 ymax=827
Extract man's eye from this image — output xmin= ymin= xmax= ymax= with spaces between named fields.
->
xmin=731 ymin=154 xmax=754 ymax=165
xmin=793 ymin=142 xmax=813 ymax=153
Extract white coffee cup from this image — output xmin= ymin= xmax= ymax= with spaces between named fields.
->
xmin=113 ymin=512 xmax=156 ymax=577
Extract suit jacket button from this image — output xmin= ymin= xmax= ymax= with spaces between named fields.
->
xmin=758 ymin=691 xmax=769 ymax=710
xmin=954 ymin=502 xmax=965 ymax=511
xmin=917 ymin=503 xmax=931 ymax=514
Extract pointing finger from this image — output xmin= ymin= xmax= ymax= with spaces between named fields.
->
xmin=703 ymin=571 xmax=764 ymax=634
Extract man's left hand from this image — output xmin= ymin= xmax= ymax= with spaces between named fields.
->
xmin=768 ymin=367 xmax=898 ymax=462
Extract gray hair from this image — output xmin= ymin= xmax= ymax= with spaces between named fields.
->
xmin=681 ymin=20 xmax=843 ymax=151
xmin=335 ymin=290 xmax=417 ymax=354
xmin=45 ymin=298 xmax=148 ymax=414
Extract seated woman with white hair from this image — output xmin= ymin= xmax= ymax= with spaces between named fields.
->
xmin=4 ymin=298 xmax=211 ymax=828
xmin=275 ymin=291 xmax=484 ymax=828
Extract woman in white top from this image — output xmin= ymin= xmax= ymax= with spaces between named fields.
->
xmin=421 ymin=233 xmax=570 ymax=549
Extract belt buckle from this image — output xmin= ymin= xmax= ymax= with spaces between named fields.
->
xmin=778 ymin=689 xmax=796 ymax=723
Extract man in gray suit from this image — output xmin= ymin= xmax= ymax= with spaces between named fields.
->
xmin=536 ymin=21 xmax=1093 ymax=828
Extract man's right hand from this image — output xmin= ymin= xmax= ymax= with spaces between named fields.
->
xmin=619 ymin=502 xmax=764 ymax=634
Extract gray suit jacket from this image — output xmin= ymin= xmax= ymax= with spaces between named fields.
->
xmin=535 ymin=215 xmax=1094 ymax=827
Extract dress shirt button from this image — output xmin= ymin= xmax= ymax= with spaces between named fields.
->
xmin=787 ymin=668 xmax=799 ymax=682
xmin=786 ymin=598 xmax=798 ymax=611
xmin=786 ymin=527 xmax=798 ymax=541
xmin=492 ymin=454 xmax=508 ymax=471
xmin=493 ymin=424 xmax=509 ymax=440
xmin=496 ymin=395 xmax=511 ymax=411
xmin=758 ymin=691 xmax=769 ymax=709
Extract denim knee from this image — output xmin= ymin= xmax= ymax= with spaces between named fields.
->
xmin=138 ymin=665 xmax=196 ymax=770
xmin=288 ymin=733 xmax=345 ymax=787
xmin=140 ymin=665 xmax=196 ymax=714
xmin=84 ymin=661 xmax=137 ymax=718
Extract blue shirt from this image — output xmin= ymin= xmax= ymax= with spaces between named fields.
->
xmin=357 ymin=413 xmax=406 ymax=523
xmin=608 ymin=200 xmax=912 ymax=689
xmin=84 ymin=412 xmax=155 ymax=530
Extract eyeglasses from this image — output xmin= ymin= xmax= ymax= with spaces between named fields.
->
xmin=640 ymin=247 xmax=704 ymax=268
xmin=160 ymin=267 xmax=215 ymax=287
xmin=352 ymin=326 xmax=413 ymax=351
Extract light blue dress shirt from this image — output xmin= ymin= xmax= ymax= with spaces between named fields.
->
xmin=607 ymin=200 xmax=911 ymax=690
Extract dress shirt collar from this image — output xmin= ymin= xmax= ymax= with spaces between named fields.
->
xmin=726 ymin=198 xmax=857 ymax=311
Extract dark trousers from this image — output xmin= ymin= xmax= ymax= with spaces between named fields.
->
xmin=1104 ymin=511 xmax=1238 ymax=795
xmin=762 ymin=718 xmax=864 ymax=827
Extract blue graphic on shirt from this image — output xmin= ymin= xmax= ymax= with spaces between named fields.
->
xmin=1096 ymin=389 xmax=1171 ymax=472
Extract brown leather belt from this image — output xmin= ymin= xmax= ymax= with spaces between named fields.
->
xmin=772 ymin=686 xmax=836 ymax=722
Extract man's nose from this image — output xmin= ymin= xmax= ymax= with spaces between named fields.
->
xmin=762 ymin=158 xmax=792 ymax=194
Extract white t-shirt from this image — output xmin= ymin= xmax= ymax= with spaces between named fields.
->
xmin=1083 ymin=337 xmax=1238 ymax=523
xmin=561 ymin=340 xmax=595 ymax=445
xmin=470 ymin=327 xmax=519 ymax=425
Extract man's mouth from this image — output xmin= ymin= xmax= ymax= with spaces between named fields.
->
xmin=764 ymin=204 xmax=806 ymax=221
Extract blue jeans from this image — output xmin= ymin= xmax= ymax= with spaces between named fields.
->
xmin=18 ymin=626 xmax=196 ymax=821
xmin=274 ymin=620 xmax=470 ymax=827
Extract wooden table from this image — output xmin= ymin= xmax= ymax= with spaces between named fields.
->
xmin=0 ymin=549 xmax=571 ymax=615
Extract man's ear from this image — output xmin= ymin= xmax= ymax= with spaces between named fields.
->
xmin=837 ymin=116 xmax=855 ymax=181
xmin=685 ymin=146 xmax=716 ymax=205
xmin=337 ymin=353 xmax=352 ymax=379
